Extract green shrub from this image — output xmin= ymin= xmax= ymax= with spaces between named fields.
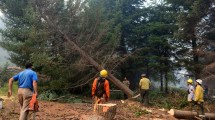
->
xmin=110 ymin=90 xmax=123 ymax=100
xmin=0 ymin=83 xmax=18 ymax=96
xmin=65 ymin=97 xmax=82 ymax=103
xmin=128 ymin=106 xmax=149 ymax=117
xmin=0 ymin=63 xmax=14 ymax=87
xmin=147 ymin=88 xmax=188 ymax=109
xmin=37 ymin=90 xmax=58 ymax=101
xmin=135 ymin=109 xmax=149 ymax=117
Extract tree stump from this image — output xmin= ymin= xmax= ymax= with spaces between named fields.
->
xmin=97 ymin=103 xmax=117 ymax=120
xmin=80 ymin=114 xmax=105 ymax=120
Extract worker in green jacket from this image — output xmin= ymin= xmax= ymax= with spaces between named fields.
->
xmin=194 ymin=79 xmax=204 ymax=117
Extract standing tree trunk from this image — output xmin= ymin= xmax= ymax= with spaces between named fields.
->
xmin=192 ymin=38 xmax=200 ymax=79
xmin=160 ymin=71 xmax=163 ymax=92
xmin=165 ymin=71 xmax=168 ymax=94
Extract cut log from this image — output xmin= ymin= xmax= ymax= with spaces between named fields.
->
xmin=97 ymin=103 xmax=117 ymax=120
xmin=132 ymin=94 xmax=140 ymax=98
xmin=168 ymin=109 xmax=215 ymax=120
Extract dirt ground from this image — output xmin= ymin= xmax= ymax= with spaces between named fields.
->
xmin=0 ymin=95 xmax=179 ymax=120
xmin=1 ymin=95 xmax=214 ymax=120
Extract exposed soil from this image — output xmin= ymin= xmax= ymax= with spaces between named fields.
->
xmin=0 ymin=95 xmax=177 ymax=120
xmin=0 ymin=95 xmax=214 ymax=120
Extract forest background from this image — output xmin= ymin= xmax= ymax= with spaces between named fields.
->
xmin=0 ymin=0 xmax=214 ymax=98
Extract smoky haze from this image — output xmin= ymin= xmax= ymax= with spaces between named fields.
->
xmin=0 ymin=15 xmax=12 ymax=66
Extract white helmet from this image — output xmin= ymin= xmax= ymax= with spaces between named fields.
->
xmin=196 ymin=79 xmax=202 ymax=85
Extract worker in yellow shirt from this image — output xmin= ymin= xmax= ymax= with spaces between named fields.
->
xmin=139 ymin=74 xmax=151 ymax=106
xmin=194 ymin=79 xmax=204 ymax=117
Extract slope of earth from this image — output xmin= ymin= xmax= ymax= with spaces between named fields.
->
xmin=0 ymin=95 xmax=196 ymax=120
xmin=0 ymin=95 xmax=177 ymax=120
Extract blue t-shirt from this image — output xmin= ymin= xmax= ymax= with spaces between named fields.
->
xmin=13 ymin=69 xmax=38 ymax=91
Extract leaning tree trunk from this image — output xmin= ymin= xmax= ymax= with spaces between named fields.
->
xmin=61 ymin=31 xmax=133 ymax=97
xmin=43 ymin=16 xmax=134 ymax=97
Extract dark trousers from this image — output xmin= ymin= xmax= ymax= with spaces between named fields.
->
xmin=140 ymin=89 xmax=149 ymax=105
xmin=193 ymin=102 xmax=204 ymax=116
xmin=189 ymin=101 xmax=194 ymax=111
xmin=124 ymin=93 xmax=128 ymax=99
xmin=190 ymin=101 xmax=205 ymax=115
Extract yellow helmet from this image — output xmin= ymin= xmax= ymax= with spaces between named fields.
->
xmin=187 ymin=79 xmax=193 ymax=84
xmin=100 ymin=69 xmax=108 ymax=77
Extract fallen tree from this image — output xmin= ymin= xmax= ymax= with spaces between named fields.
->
xmin=57 ymin=24 xmax=133 ymax=97
xmin=35 ymin=1 xmax=134 ymax=97
xmin=168 ymin=109 xmax=215 ymax=120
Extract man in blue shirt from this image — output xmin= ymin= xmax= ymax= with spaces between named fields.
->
xmin=8 ymin=63 xmax=38 ymax=120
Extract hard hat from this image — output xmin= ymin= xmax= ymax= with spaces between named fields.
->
xmin=196 ymin=79 xmax=202 ymax=85
xmin=187 ymin=79 xmax=193 ymax=83
xmin=141 ymin=74 xmax=146 ymax=77
xmin=100 ymin=69 xmax=108 ymax=77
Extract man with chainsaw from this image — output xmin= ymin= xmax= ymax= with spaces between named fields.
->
xmin=92 ymin=69 xmax=110 ymax=111
xmin=8 ymin=63 xmax=38 ymax=120
xmin=139 ymin=74 xmax=151 ymax=106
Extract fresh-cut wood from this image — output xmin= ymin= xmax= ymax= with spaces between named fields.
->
xmin=132 ymin=94 xmax=140 ymax=98
xmin=80 ymin=115 xmax=105 ymax=120
xmin=168 ymin=109 xmax=215 ymax=120
xmin=97 ymin=103 xmax=117 ymax=120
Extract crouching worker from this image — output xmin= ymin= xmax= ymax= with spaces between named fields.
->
xmin=92 ymin=69 xmax=110 ymax=112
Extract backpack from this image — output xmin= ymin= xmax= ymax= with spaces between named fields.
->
xmin=95 ymin=77 xmax=106 ymax=98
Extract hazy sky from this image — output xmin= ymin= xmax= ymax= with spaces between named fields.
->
xmin=0 ymin=47 xmax=10 ymax=66
xmin=0 ymin=14 xmax=12 ymax=66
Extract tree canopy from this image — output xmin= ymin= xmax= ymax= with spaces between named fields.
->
xmin=0 ymin=0 xmax=214 ymax=94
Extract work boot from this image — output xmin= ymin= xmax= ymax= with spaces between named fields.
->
xmin=199 ymin=115 xmax=205 ymax=120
